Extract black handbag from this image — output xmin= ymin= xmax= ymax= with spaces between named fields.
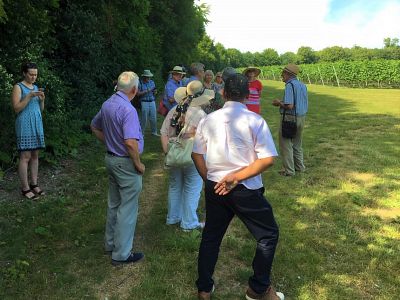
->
xmin=281 ymin=83 xmax=297 ymax=139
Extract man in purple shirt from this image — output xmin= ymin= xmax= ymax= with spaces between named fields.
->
xmin=91 ymin=71 xmax=145 ymax=266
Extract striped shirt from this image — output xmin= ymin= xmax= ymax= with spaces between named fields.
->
xmin=244 ymin=80 xmax=262 ymax=106
xmin=280 ymin=78 xmax=308 ymax=116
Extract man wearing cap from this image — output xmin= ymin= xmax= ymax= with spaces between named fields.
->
xmin=272 ymin=63 xmax=308 ymax=176
xmin=137 ymin=69 xmax=159 ymax=136
xmin=91 ymin=71 xmax=145 ymax=266
xmin=163 ymin=66 xmax=185 ymax=111
xmin=243 ymin=67 xmax=263 ymax=114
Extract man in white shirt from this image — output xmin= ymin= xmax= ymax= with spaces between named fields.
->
xmin=192 ymin=74 xmax=284 ymax=300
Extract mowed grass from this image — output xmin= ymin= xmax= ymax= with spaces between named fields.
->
xmin=0 ymin=81 xmax=399 ymax=299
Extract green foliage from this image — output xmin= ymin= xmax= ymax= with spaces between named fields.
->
xmin=297 ymin=46 xmax=318 ymax=64
xmin=280 ymin=51 xmax=298 ymax=65
xmin=249 ymin=60 xmax=400 ymax=88
xmin=0 ymin=0 xmax=206 ymax=168
xmin=319 ymin=46 xmax=351 ymax=62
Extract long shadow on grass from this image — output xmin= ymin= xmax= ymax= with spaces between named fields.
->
xmin=257 ymin=84 xmax=400 ymax=299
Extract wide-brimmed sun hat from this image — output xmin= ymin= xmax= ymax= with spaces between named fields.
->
xmin=174 ymin=80 xmax=214 ymax=107
xmin=169 ymin=66 xmax=186 ymax=74
xmin=174 ymin=87 xmax=187 ymax=103
xmin=141 ymin=69 xmax=153 ymax=77
xmin=283 ymin=63 xmax=300 ymax=76
xmin=243 ymin=67 xmax=261 ymax=77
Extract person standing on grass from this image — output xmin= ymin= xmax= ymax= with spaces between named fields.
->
xmin=91 ymin=71 xmax=145 ymax=266
xmin=11 ymin=62 xmax=46 ymax=200
xmin=192 ymin=73 xmax=284 ymax=300
xmin=160 ymin=81 xmax=213 ymax=231
xmin=163 ymin=66 xmax=185 ymax=111
xmin=137 ymin=69 xmax=160 ymax=136
xmin=243 ymin=67 xmax=263 ymax=114
xmin=272 ymin=63 xmax=308 ymax=177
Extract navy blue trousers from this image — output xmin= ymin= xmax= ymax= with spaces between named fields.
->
xmin=196 ymin=180 xmax=279 ymax=294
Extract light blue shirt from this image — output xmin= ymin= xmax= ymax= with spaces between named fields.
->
xmin=139 ymin=79 xmax=156 ymax=102
xmin=163 ymin=78 xmax=183 ymax=110
xmin=281 ymin=77 xmax=308 ymax=116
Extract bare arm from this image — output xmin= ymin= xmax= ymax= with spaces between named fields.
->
xmin=91 ymin=126 xmax=105 ymax=143
xmin=214 ymin=157 xmax=275 ymax=195
xmin=161 ymin=135 xmax=169 ymax=154
xmin=11 ymin=85 xmax=44 ymax=114
xmin=124 ymin=138 xmax=145 ymax=174
xmin=192 ymin=152 xmax=207 ymax=181
xmin=272 ymin=99 xmax=294 ymax=110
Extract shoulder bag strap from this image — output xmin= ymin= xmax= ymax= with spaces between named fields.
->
xmin=282 ymin=82 xmax=297 ymax=122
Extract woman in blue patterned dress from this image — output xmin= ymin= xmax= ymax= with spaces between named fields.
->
xmin=11 ymin=62 xmax=46 ymax=199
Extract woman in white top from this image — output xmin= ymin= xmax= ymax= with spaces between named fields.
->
xmin=160 ymin=81 xmax=214 ymax=231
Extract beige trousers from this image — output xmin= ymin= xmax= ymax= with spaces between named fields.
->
xmin=279 ymin=115 xmax=306 ymax=175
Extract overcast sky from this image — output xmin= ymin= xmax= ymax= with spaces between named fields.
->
xmin=198 ymin=0 xmax=400 ymax=54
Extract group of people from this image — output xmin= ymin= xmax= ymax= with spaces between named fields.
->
xmin=12 ymin=60 xmax=308 ymax=300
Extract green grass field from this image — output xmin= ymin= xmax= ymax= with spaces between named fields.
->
xmin=0 ymin=80 xmax=399 ymax=299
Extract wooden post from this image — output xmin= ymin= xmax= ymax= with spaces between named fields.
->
xmin=318 ymin=66 xmax=325 ymax=86
xmin=332 ymin=65 xmax=340 ymax=87
xmin=306 ymin=73 xmax=311 ymax=85
xmin=272 ymin=71 xmax=276 ymax=81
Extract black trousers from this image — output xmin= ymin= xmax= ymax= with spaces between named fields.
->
xmin=196 ymin=180 xmax=279 ymax=294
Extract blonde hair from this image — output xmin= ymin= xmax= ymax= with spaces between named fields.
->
xmin=204 ymin=70 xmax=214 ymax=78
xmin=117 ymin=71 xmax=139 ymax=93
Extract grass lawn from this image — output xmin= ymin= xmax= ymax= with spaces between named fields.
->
xmin=0 ymin=80 xmax=399 ymax=299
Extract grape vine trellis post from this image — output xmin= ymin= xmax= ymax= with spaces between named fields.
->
xmin=332 ymin=65 xmax=340 ymax=87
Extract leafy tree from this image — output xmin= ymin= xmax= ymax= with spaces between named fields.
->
xmin=225 ymin=48 xmax=243 ymax=67
xmin=383 ymin=37 xmax=399 ymax=48
xmin=280 ymin=52 xmax=298 ymax=65
xmin=195 ymin=34 xmax=218 ymax=71
xmin=260 ymin=48 xmax=280 ymax=66
xmin=297 ymin=46 xmax=318 ymax=64
xmin=318 ymin=46 xmax=351 ymax=62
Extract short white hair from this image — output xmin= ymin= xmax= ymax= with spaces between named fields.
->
xmin=117 ymin=71 xmax=139 ymax=93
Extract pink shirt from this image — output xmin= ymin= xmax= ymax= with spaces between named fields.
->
xmin=193 ymin=101 xmax=277 ymax=190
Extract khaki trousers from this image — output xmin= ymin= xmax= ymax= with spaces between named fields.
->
xmin=279 ymin=115 xmax=306 ymax=175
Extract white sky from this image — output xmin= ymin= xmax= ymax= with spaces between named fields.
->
xmin=198 ymin=0 xmax=400 ymax=54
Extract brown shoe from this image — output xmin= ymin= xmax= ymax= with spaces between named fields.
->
xmin=198 ymin=285 xmax=215 ymax=300
xmin=245 ymin=286 xmax=284 ymax=300
xmin=198 ymin=291 xmax=211 ymax=300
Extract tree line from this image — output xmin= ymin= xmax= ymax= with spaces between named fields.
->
xmin=196 ymin=35 xmax=400 ymax=71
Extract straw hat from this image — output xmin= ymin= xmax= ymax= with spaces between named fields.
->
xmin=174 ymin=80 xmax=214 ymax=107
xmin=283 ymin=64 xmax=300 ymax=76
xmin=141 ymin=69 xmax=153 ymax=77
xmin=169 ymin=66 xmax=186 ymax=74
xmin=174 ymin=87 xmax=187 ymax=103
xmin=243 ymin=67 xmax=261 ymax=77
